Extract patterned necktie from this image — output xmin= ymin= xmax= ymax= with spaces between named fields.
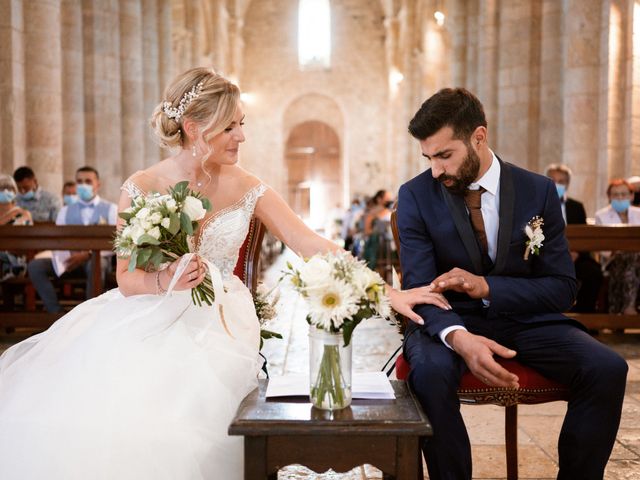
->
xmin=464 ymin=187 xmax=488 ymax=255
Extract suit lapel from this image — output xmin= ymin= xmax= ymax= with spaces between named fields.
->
xmin=441 ymin=184 xmax=483 ymax=274
xmin=491 ymin=158 xmax=514 ymax=274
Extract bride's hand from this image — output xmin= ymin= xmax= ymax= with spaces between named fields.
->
xmin=163 ymin=255 xmax=207 ymax=291
xmin=387 ymin=285 xmax=452 ymax=325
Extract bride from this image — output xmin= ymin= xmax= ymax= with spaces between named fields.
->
xmin=0 ymin=67 xmax=449 ymax=479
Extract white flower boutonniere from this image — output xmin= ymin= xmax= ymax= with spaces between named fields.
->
xmin=524 ymin=216 xmax=545 ymax=260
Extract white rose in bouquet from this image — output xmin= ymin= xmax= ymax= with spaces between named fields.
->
xmin=299 ymin=256 xmax=332 ymax=289
xmin=182 ymin=195 xmax=207 ymax=221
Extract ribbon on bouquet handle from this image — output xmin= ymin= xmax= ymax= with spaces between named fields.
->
xmin=164 ymin=253 xmax=233 ymax=338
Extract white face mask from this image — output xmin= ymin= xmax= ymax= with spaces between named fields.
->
xmin=0 ymin=189 xmax=16 ymax=204
xmin=76 ymin=184 xmax=94 ymax=201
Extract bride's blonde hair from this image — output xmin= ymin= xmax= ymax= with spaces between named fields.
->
xmin=149 ymin=67 xmax=240 ymax=150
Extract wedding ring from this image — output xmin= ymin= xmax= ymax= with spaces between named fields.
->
xmin=483 ymin=377 xmax=489 ymax=383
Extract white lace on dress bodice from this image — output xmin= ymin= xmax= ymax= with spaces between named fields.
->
xmin=121 ymin=180 xmax=266 ymax=281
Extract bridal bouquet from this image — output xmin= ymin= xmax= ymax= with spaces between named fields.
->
xmin=283 ymin=251 xmax=392 ymax=409
xmin=114 ymin=181 xmax=215 ymax=306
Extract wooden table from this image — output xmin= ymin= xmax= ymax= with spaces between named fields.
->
xmin=228 ymin=379 xmax=431 ymax=480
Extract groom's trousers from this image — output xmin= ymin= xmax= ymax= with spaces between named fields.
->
xmin=403 ymin=314 xmax=628 ymax=480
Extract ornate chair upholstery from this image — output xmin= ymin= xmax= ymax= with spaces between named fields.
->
xmin=233 ymin=217 xmax=266 ymax=295
xmin=390 ymin=210 xmax=569 ymax=480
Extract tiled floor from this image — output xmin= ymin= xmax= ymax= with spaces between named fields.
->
xmin=1 ymin=249 xmax=639 ymax=479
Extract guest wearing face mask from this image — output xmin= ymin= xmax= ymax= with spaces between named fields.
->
xmin=12 ymin=166 xmax=61 ymax=223
xmin=26 ymin=166 xmax=117 ymax=313
xmin=62 ymin=181 xmax=78 ymax=206
xmin=595 ymin=178 xmax=640 ymax=315
xmin=0 ymin=174 xmax=32 ymax=282
xmin=545 ymin=164 xmax=603 ymax=313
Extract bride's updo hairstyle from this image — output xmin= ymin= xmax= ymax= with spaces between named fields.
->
xmin=150 ymin=67 xmax=240 ymax=149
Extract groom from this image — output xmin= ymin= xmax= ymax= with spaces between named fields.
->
xmin=397 ymin=88 xmax=627 ymax=480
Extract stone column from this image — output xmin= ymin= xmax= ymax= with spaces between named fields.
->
xmin=143 ymin=0 xmax=162 ymax=167
xmin=496 ymin=0 xmax=542 ymax=172
xmin=563 ymin=0 xmax=602 ymax=213
xmin=158 ymin=0 xmax=172 ymax=91
xmin=477 ymin=0 xmax=499 ymax=147
xmin=25 ymin=0 xmax=63 ymax=192
xmin=83 ymin=0 xmax=122 ymax=201
xmin=120 ymin=0 xmax=144 ymax=178
xmin=603 ymin=0 xmax=630 ymax=182
xmin=465 ymin=0 xmax=479 ymax=93
xmin=61 ymin=0 xmax=85 ymax=181
xmin=449 ymin=0 xmax=468 ymax=87
xmin=630 ymin=0 xmax=640 ymax=174
xmin=0 ymin=0 xmax=26 ymax=175
xmin=538 ymin=0 xmax=564 ymax=170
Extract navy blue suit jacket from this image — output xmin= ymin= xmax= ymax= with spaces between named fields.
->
xmin=397 ymin=158 xmax=577 ymax=337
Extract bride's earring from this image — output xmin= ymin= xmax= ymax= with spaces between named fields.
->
xmin=192 ymin=145 xmax=197 ymax=157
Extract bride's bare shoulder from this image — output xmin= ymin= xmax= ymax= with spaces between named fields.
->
xmin=123 ymin=159 xmax=179 ymax=196
xmin=221 ymin=165 xmax=263 ymax=192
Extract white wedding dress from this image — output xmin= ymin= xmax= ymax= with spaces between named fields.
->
xmin=0 ymin=181 xmax=266 ymax=479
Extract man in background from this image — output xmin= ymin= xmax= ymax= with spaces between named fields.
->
xmin=545 ymin=163 xmax=603 ymax=313
xmin=13 ymin=166 xmax=61 ymax=223
xmin=27 ymin=166 xmax=117 ymax=313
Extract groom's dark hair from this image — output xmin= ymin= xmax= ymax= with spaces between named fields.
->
xmin=408 ymin=88 xmax=487 ymax=142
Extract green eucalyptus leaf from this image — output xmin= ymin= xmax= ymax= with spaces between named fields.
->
xmin=180 ymin=212 xmax=193 ymax=235
xmin=127 ymin=250 xmax=138 ymax=272
xmin=168 ymin=212 xmax=180 ymax=235
xmin=135 ymin=234 xmax=160 ymax=246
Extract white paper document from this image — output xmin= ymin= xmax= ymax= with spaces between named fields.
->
xmin=266 ymin=372 xmax=395 ymax=400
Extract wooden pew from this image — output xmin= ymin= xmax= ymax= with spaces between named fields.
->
xmin=564 ymin=224 xmax=640 ymax=330
xmin=0 ymin=224 xmax=115 ymax=328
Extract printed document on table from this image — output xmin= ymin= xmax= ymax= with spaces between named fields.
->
xmin=266 ymin=371 xmax=395 ymax=399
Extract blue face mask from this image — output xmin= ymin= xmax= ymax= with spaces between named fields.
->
xmin=76 ymin=184 xmax=94 ymax=202
xmin=63 ymin=194 xmax=78 ymax=206
xmin=0 ymin=189 xmax=16 ymax=204
xmin=611 ymin=199 xmax=631 ymax=213
xmin=18 ymin=190 xmax=35 ymax=201
xmin=555 ymin=183 xmax=566 ymax=199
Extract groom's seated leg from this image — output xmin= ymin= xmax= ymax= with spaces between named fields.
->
xmin=504 ymin=322 xmax=628 ymax=480
xmin=404 ymin=326 xmax=471 ymax=480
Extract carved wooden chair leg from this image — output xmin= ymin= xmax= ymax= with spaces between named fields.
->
xmin=505 ymin=404 xmax=518 ymax=480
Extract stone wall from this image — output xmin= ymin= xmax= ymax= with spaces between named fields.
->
xmin=1 ymin=0 xmax=638 ymax=216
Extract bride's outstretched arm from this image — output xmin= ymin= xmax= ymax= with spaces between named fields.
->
xmin=255 ymin=187 xmax=451 ymax=319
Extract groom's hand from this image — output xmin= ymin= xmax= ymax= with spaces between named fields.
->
xmin=431 ymin=267 xmax=490 ymax=299
xmin=447 ymin=329 xmax=519 ymax=388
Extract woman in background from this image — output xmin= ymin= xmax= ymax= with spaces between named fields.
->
xmin=595 ymin=178 xmax=640 ymax=315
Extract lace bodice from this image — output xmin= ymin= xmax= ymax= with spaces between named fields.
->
xmin=122 ymin=180 xmax=266 ymax=280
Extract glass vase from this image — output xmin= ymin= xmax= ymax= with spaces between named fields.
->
xmin=308 ymin=325 xmax=352 ymax=410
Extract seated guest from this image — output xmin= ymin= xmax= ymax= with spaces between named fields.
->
xmin=13 ymin=166 xmax=61 ymax=222
xmin=0 ymin=174 xmax=32 ymax=281
xmin=595 ymin=178 xmax=640 ymax=315
xmin=27 ymin=166 xmax=117 ymax=313
xmin=62 ymin=181 xmax=78 ymax=206
xmin=545 ymin=163 xmax=603 ymax=313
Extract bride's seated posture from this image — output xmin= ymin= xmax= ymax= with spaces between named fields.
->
xmin=0 ymin=67 xmax=447 ymax=479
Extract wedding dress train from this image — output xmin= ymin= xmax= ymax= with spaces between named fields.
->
xmin=0 ymin=182 xmax=266 ymax=480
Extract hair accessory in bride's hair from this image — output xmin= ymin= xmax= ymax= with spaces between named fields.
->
xmin=162 ymin=81 xmax=205 ymax=121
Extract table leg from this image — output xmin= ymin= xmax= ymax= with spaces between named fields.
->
xmin=394 ymin=436 xmax=421 ymax=479
xmin=244 ymin=436 xmax=267 ymax=480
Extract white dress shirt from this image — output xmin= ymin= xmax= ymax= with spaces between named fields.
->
xmin=438 ymin=152 xmax=501 ymax=348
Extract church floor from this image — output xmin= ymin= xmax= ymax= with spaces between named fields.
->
xmin=1 ymin=249 xmax=639 ymax=479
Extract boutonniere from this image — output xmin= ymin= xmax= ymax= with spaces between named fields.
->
xmin=524 ymin=216 xmax=544 ymax=260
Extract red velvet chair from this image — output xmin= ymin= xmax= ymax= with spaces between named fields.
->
xmin=233 ymin=217 xmax=266 ymax=295
xmin=390 ymin=210 xmax=569 ymax=480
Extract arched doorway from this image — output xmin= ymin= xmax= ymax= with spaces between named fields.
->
xmin=285 ymin=121 xmax=341 ymax=234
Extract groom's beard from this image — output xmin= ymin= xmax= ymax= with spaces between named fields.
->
xmin=437 ymin=144 xmax=481 ymax=195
